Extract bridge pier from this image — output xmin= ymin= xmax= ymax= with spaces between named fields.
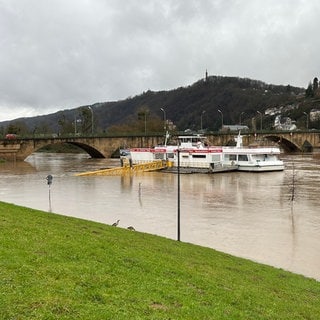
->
xmin=0 ymin=143 xmax=20 ymax=161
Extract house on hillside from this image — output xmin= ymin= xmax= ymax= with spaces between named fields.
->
xmin=274 ymin=115 xmax=296 ymax=131
xmin=265 ymin=104 xmax=298 ymax=116
xmin=265 ymin=107 xmax=281 ymax=116
xmin=310 ymin=109 xmax=320 ymax=121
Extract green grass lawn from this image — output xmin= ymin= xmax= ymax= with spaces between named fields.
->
xmin=0 ymin=201 xmax=319 ymax=319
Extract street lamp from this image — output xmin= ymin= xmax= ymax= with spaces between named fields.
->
xmin=239 ymin=112 xmax=245 ymax=125
xmin=218 ymin=109 xmax=223 ymax=130
xmin=177 ymin=148 xmax=181 ymax=242
xmin=257 ymin=111 xmax=262 ymax=131
xmin=303 ymin=112 xmax=309 ymax=130
xmin=88 ymin=106 xmax=94 ymax=135
xmin=200 ymin=110 xmax=206 ymax=131
xmin=160 ymin=107 xmax=166 ymax=132
xmin=144 ymin=112 xmax=147 ymax=135
xmin=74 ymin=114 xmax=77 ymax=135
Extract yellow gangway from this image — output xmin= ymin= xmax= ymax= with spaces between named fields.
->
xmin=75 ymin=160 xmax=168 ymax=176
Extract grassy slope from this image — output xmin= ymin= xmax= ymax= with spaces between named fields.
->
xmin=0 ymin=201 xmax=319 ymax=320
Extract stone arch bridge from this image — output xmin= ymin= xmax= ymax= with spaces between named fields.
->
xmin=0 ymin=131 xmax=319 ymax=161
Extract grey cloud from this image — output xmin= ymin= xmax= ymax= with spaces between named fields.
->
xmin=1 ymin=0 xmax=320 ymax=121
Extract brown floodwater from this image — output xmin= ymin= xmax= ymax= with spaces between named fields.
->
xmin=0 ymin=152 xmax=320 ymax=281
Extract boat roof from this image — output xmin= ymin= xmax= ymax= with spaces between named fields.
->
xmin=178 ymin=135 xmax=206 ymax=139
xmin=130 ymin=146 xmax=223 ymax=153
xmin=223 ymin=146 xmax=281 ymax=154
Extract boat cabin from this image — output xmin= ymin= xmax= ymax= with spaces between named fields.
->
xmin=178 ymin=135 xmax=208 ymax=149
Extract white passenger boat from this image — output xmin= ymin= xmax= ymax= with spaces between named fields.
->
xmin=123 ymin=135 xmax=238 ymax=173
xmin=121 ymin=133 xmax=284 ymax=173
xmin=222 ymin=134 xmax=285 ymax=172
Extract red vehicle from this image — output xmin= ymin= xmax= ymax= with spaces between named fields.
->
xmin=5 ymin=133 xmax=17 ymax=139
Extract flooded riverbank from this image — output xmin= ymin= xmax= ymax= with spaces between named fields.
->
xmin=1 ymin=152 xmax=320 ymax=280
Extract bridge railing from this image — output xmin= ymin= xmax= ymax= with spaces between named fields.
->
xmin=1 ymin=129 xmax=319 ymax=141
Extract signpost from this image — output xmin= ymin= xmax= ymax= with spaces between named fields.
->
xmin=46 ymin=175 xmax=53 ymax=212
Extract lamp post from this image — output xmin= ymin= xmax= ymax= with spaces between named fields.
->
xmin=257 ymin=111 xmax=262 ymax=131
xmin=239 ymin=112 xmax=245 ymax=125
xmin=144 ymin=112 xmax=147 ymax=135
xmin=200 ymin=110 xmax=206 ymax=131
xmin=74 ymin=115 xmax=77 ymax=135
xmin=88 ymin=106 xmax=94 ymax=135
xmin=160 ymin=107 xmax=166 ymax=132
xmin=218 ymin=109 xmax=223 ymax=130
xmin=177 ymin=148 xmax=180 ymax=242
xmin=303 ymin=112 xmax=309 ymax=130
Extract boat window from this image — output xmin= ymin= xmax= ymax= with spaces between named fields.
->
xmin=238 ymin=155 xmax=248 ymax=161
xmin=192 ymin=154 xmax=206 ymax=158
xmin=167 ymin=153 xmax=174 ymax=159
xmin=225 ymin=154 xmax=237 ymax=161
xmin=211 ymin=154 xmax=221 ymax=162
xmin=254 ymin=154 xmax=266 ymax=161
xmin=154 ymin=153 xmax=165 ymax=160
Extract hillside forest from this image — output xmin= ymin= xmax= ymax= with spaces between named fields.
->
xmin=1 ymin=75 xmax=320 ymax=137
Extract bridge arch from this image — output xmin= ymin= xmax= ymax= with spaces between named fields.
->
xmin=263 ymin=134 xmax=301 ymax=152
xmin=68 ymin=142 xmax=105 ymax=158
xmin=0 ymin=135 xmax=164 ymax=161
xmin=28 ymin=141 xmax=106 ymax=159
xmin=3 ymin=138 xmax=112 ymax=161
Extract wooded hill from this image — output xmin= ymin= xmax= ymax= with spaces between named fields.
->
xmin=2 ymin=75 xmax=318 ymax=136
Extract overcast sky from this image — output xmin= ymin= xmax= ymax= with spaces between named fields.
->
xmin=1 ymin=0 xmax=319 ymax=122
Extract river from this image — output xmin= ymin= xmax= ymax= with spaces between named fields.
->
xmin=0 ymin=152 xmax=320 ymax=281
